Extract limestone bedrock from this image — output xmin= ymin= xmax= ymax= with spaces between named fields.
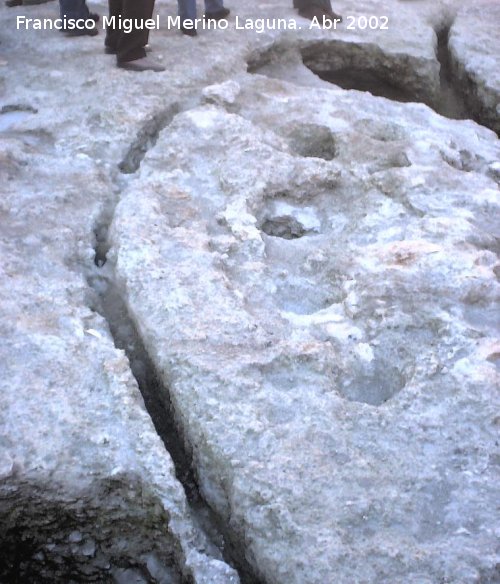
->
xmin=449 ymin=2 xmax=500 ymax=134
xmin=0 ymin=0 xmax=499 ymax=583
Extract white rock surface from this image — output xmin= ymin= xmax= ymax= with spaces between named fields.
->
xmin=0 ymin=0 xmax=498 ymax=582
xmin=449 ymin=2 xmax=500 ymax=134
xmin=0 ymin=2 xmax=243 ymax=580
xmin=110 ymin=73 xmax=499 ymax=583
xmin=0 ymin=107 xmax=238 ymax=583
xmin=248 ymin=0 xmax=441 ymax=106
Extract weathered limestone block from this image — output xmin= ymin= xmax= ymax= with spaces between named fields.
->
xmin=0 ymin=129 xmax=238 ymax=582
xmin=249 ymin=0 xmax=442 ymax=107
xmin=110 ymin=76 xmax=499 ymax=583
xmin=449 ymin=2 xmax=500 ymax=134
xmin=1 ymin=0 xmax=498 ymax=581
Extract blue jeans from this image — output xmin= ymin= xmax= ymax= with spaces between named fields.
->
xmin=59 ymin=0 xmax=91 ymax=19
xmin=178 ymin=0 xmax=224 ymax=21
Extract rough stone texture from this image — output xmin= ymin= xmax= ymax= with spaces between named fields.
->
xmin=1 ymin=0 xmax=499 ymax=582
xmin=110 ymin=75 xmax=499 ymax=583
xmin=449 ymin=2 xmax=500 ymax=134
xmin=0 ymin=2 xmax=243 ymax=580
xmin=247 ymin=0 xmax=440 ymax=107
xmin=0 ymin=98 xmax=239 ymax=584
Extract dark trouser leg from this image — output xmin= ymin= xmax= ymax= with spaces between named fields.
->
xmin=178 ymin=0 xmax=196 ymax=21
xmin=105 ymin=0 xmax=121 ymax=50
xmin=60 ymin=0 xmax=90 ymax=20
xmin=143 ymin=0 xmax=154 ymax=47
xmin=107 ymin=0 xmax=155 ymax=63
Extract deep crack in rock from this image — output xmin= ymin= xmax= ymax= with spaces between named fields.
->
xmin=118 ymin=104 xmax=181 ymax=174
xmin=446 ymin=5 xmax=500 ymax=136
xmin=435 ymin=25 xmax=470 ymax=121
xmin=299 ymin=40 xmax=436 ymax=104
xmin=86 ymin=99 xmax=258 ymax=582
xmin=87 ymin=247 xmax=262 ymax=584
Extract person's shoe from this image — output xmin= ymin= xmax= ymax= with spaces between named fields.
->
xmin=5 ymin=0 xmax=22 ymax=6
xmin=118 ymin=56 xmax=165 ymax=72
xmin=204 ymin=7 xmax=230 ymax=20
xmin=180 ymin=25 xmax=197 ymax=36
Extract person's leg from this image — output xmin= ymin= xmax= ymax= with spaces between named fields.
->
xmin=105 ymin=0 xmax=121 ymax=51
xmin=106 ymin=0 xmax=152 ymax=50
xmin=317 ymin=0 xmax=334 ymax=12
xmin=114 ymin=0 xmax=154 ymax=63
xmin=298 ymin=0 xmax=334 ymax=9
xmin=109 ymin=0 xmax=164 ymax=70
xmin=178 ymin=0 xmax=197 ymax=21
xmin=59 ymin=0 xmax=90 ymax=20
xmin=178 ymin=0 xmax=198 ymax=35
xmin=60 ymin=0 xmax=99 ymax=35
xmin=144 ymin=0 xmax=154 ymax=48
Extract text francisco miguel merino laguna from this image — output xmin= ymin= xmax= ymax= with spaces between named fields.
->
xmin=16 ymin=14 xmax=341 ymax=33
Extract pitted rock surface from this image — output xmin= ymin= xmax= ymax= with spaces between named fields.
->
xmin=1 ymin=0 xmax=498 ymax=582
xmin=110 ymin=75 xmax=499 ymax=583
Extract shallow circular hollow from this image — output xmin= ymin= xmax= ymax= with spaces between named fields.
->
xmin=0 ymin=106 xmax=38 ymax=132
xmin=274 ymin=280 xmax=338 ymax=315
xmin=336 ymin=359 xmax=407 ymax=406
xmin=257 ymin=198 xmax=322 ymax=240
xmin=261 ymin=216 xmax=308 ymax=239
xmin=286 ymin=123 xmax=338 ymax=160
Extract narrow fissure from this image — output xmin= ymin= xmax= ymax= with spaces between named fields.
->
xmin=435 ymin=26 xmax=470 ymax=120
xmin=87 ymin=99 xmax=264 ymax=583
xmin=88 ymin=228 xmax=264 ymax=584
xmin=436 ymin=25 xmax=498 ymax=135
xmin=88 ymin=265 xmax=198 ymax=499
xmin=118 ymin=104 xmax=181 ymax=174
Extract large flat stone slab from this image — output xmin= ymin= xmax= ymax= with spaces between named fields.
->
xmin=1 ymin=0 xmax=498 ymax=581
xmin=110 ymin=75 xmax=499 ymax=583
